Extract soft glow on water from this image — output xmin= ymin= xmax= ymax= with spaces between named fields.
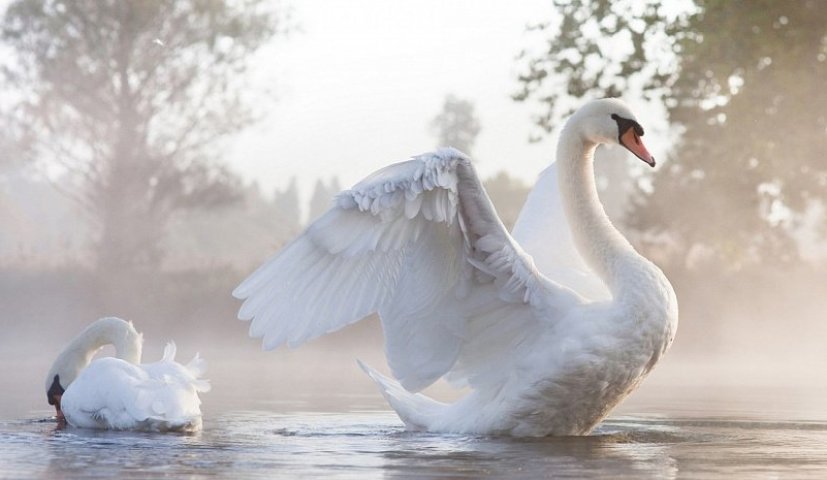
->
xmin=5 ymin=345 xmax=827 ymax=478
xmin=4 ymin=411 xmax=827 ymax=479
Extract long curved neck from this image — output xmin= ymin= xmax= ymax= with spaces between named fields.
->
xmin=69 ymin=318 xmax=142 ymax=362
xmin=49 ymin=318 xmax=143 ymax=387
xmin=556 ymin=125 xmax=638 ymax=294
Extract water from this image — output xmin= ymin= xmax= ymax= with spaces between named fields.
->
xmin=4 ymin=411 xmax=827 ymax=479
xmin=4 ymin=353 xmax=827 ymax=479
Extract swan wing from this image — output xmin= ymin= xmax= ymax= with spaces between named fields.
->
xmin=60 ymin=358 xmax=147 ymax=429
xmin=512 ymin=162 xmax=611 ymax=301
xmin=235 ymin=148 xmax=582 ymax=391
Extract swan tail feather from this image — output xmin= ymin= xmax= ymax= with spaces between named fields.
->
xmin=185 ymin=352 xmax=210 ymax=393
xmin=357 ymin=360 xmax=445 ymax=431
xmin=162 ymin=342 xmax=177 ymax=362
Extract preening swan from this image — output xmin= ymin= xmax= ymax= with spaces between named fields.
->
xmin=45 ymin=317 xmax=210 ymax=432
xmin=234 ymin=98 xmax=678 ymax=436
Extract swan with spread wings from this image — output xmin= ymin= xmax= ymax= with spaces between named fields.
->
xmin=233 ymin=98 xmax=678 ymax=436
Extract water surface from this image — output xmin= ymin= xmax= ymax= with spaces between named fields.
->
xmin=4 ymin=410 xmax=827 ymax=479
xmin=4 ymin=354 xmax=827 ymax=479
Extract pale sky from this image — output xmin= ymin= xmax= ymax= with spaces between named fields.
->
xmin=226 ymin=0 xmax=671 ymax=208
xmin=0 ymin=0 xmax=674 ymax=199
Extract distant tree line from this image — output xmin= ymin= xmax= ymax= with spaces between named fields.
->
xmin=1 ymin=0 xmax=286 ymax=274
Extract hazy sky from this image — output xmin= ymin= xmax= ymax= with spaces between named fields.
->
xmin=227 ymin=0 xmax=671 ymax=207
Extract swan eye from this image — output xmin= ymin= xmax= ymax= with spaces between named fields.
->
xmin=610 ymin=113 xmax=644 ymax=139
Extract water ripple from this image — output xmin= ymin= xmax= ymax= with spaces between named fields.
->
xmin=2 ymin=411 xmax=827 ymax=479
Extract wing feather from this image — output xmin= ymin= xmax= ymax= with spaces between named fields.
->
xmin=234 ymin=148 xmax=582 ymax=391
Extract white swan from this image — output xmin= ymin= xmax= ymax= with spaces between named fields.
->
xmin=45 ymin=317 xmax=210 ymax=432
xmin=234 ymin=98 xmax=678 ymax=436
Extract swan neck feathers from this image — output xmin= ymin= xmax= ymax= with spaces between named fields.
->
xmin=46 ymin=317 xmax=143 ymax=391
xmin=556 ymin=118 xmax=638 ymax=294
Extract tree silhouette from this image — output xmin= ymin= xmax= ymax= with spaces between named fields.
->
xmin=308 ymin=177 xmax=341 ymax=223
xmin=1 ymin=0 xmax=285 ymax=272
xmin=430 ymin=94 xmax=481 ymax=155
xmin=274 ymin=177 xmax=300 ymax=232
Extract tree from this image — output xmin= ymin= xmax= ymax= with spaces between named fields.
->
xmin=482 ymin=172 xmax=531 ymax=231
xmin=1 ymin=0 xmax=285 ymax=272
xmin=308 ymin=177 xmax=341 ymax=223
xmin=515 ymin=0 xmax=827 ymax=268
xmin=273 ymin=177 xmax=300 ymax=232
xmin=162 ymin=181 xmax=302 ymax=270
xmin=430 ymin=94 xmax=482 ymax=155
xmin=513 ymin=0 xmax=683 ymax=135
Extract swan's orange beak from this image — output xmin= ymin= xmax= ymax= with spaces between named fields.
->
xmin=620 ymin=128 xmax=655 ymax=167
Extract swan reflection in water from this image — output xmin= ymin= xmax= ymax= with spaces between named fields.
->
xmin=34 ymin=412 xmax=680 ymax=479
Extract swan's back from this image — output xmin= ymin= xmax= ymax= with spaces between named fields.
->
xmin=61 ymin=343 xmax=209 ymax=432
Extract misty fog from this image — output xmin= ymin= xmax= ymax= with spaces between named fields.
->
xmin=1 ymin=0 xmax=827 ymax=426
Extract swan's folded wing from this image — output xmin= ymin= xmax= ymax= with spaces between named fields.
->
xmin=512 ymin=163 xmax=611 ymax=302
xmin=442 ymin=157 xmax=585 ymax=391
xmin=234 ymin=148 xmax=581 ymax=391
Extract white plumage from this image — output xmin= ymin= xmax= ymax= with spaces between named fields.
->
xmin=234 ymin=98 xmax=678 ymax=436
xmin=45 ymin=317 xmax=209 ymax=432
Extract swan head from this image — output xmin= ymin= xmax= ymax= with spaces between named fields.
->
xmin=570 ymin=98 xmax=655 ymax=167
xmin=45 ymin=317 xmax=143 ymax=419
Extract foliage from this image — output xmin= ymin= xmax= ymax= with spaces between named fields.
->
xmin=515 ymin=0 xmax=827 ymax=267
xmin=1 ymin=0 xmax=285 ymax=272
xmin=430 ymin=94 xmax=482 ymax=155
xmin=513 ymin=0 xmax=686 ymax=135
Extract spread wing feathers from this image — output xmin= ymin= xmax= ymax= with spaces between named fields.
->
xmin=445 ymin=288 xmax=542 ymax=390
xmin=234 ymin=148 xmax=581 ymax=391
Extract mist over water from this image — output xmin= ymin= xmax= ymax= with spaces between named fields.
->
xmin=4 ymin=275 xmax=827 ymax=478
xmin=5 ymin=346 xmax=827 ymax=479
xmin=3 ymin=129 xmax=827 ymax=479
xmin=3 ymin=268 xmax=826 ymax=478
xmin=2 ymin=0 xmax=827 ymax=477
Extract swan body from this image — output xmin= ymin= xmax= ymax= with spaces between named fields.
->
xmin=45 ymin=317 xmax=209 ymax=432
xmin=234 ymin=98 xmax=678 ymax=436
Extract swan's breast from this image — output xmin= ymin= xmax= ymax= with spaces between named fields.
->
xmin=505 ymin=330 xmax=655 ymax=436
xmin=500 ymin=269 xmax=677 ymax=436
xmin=614 ymin=255 xmax=678 ymax=346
